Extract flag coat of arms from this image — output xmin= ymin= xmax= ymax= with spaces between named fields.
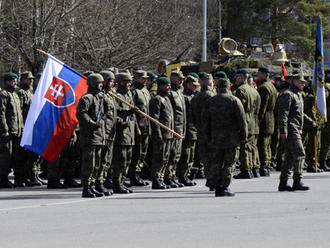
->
xmin=20 ymin=55 xmax=87 ymax=162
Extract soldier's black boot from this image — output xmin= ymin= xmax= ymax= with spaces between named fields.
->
xmin=292 ymin=179 xmax=309 ymax=191
xmin=234 ymin=170 xmax=253 ymax=179
xmin=172 ymin=179 xmax=184 ymax=188
xmin=130 ymin=172 xmax=149 ymax=186
xmin=0 ymin=177 xmax=15 ymax=188
xmin=29 ymin=174 xmax=42 ymax=186
xmin=278 ymin=180 xmax=293 ymax=192
xmin=14 ymin=175 xmax=26 ymax=188
xmin=259 ymin=168 xmax=270 ymax=177
xmin=103 ymin=178 xmax=113 ymax=189
xmin=113 ymin=184 xmax=130 ymax=194
xmin=196 ymin=169 xmax=205 ymax=179
xmin=47 ymin=180 xmax=68 ymax=189
xmin=164 ymin=178 xmax=178 ymax=188
xmin=152 ymin=179 xmax=166 ymax=190
xmin=178 ymin=176 xmax=197 ymax=186
xmin=95 ymin=184 xmax=112 ymax=196
xmin=306 ymin=164 xmax=323 ymax=173
xmin=275 ymin=159 xmax=282 ymax=171
xmin=319 ymin=160 xmax=330 ymax=172
xmin=215 ymin=187 xmax=235 ymax=197
xmin=82 ymin=186 xmax=95 ymax=198
xmin=64 ymin=177 xmax=82 ymax=188
xmin=188 ymin=167 xmax=198 ymax=180
xmin=252 ymin=168 xmax=260 ymax=178
xmin=90 ymin=185 xmax=104 ymax=197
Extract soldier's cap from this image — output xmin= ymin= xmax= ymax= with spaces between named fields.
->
xmin=292 ymin=73 xmax=307 ymax=83
xmin=87 ymin=73 xmax=104 ymax=85
xmin=214 ymin=71 xmax=227 ymax=79
xmin=218 ymin=78 xmax=230 ymax=88
xmin=147 ymin=71 xmax=157 ymax=81
xmin=134 ymin=70 xmax=149 ymax=79
xmin=258 ymin=66 xmax=270 ymax=73
xmin=236 ymin=69 xmax=249 ymax=76
xmin=171 ymin=71 xmax=184 ymax=79
xmin=3 ymin=72 xmax=18 ymax=81
xmin=188 ymin=72 xmax=199 ymax=79
xmin=21 ymin=71 xmax=35 ymax=79
xmin=100 ymin=70 xmax=115 ymax=81
xmin=83 ymin=70 xmax=94 ymax=77
xmin=116 ymin=72 xmax=133 ymax=82
xmin=185 ymin=75 xmax=199 ymax=86
xmin=200 ymin=72 xmax=213 ymax=81
xmin=156 ymin=76 xmax=170 ymax=85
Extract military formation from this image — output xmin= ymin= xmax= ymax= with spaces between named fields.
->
xmin=0 ymin=65 xmax=329 ymax=197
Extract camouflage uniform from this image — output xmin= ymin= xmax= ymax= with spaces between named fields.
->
xmin=319 ymin=83 xmax=330 ymax=165
xmin=257 ymin=79 xmax=278 ymax=174
xmin=202 ymin=87 xmax=247 ymax=195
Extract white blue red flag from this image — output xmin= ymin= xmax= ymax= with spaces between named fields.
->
xmin=20 ymin=55 xmax=87 ymax=162
xmin=312 ymin=16 xmax=327 ymax=120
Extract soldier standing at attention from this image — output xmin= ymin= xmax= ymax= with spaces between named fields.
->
xmin=112 ymin=73 xmax=138 ymax=194
xmin=167 ymin=71 xmax=188 ymax=187
xmin=76 ymin=73 xmax=106 ymax=198
xmin=146 ymin=71 xmax=158 ymax=97
xmin=202 ymin=77 xmax=247 ymax=197
xmin=233 ymin=69 xmax=259 ymax=179
xmin=277 ymin=74 xmax=315 ymax=191
xmin=191 ymin=73 xmax=216 ymax=190
xmin=257 ymin=67 xmax=278 ymax=176
xmin=149 ymin=76 xmax=174 ymax=189
xmin=129 ymin=70 xmax=151 ymax=186
xmin=176 ymin=75 xmax=199 ymax=186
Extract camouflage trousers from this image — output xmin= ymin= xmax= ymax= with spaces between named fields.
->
xmin=151 ymin=139 xmax=171 ymax=181
xmin=251 ymin=135 xmax=260 ymax=169
xmin=0 ymin=135 xmax=21 ymax=179
xmin=101 ymin=140 xmax=114 ymax=180
xmin=176 ymin=140 xmax=196 ymax=178
xmin=280 ymin=138 xmax=305 ymax=181
xmin=80 ymin=145 xmax=103 ymax=186
xmin=111 ymin=145 xmax=133 ymax=186
xmin=197 ymin=138 xmax=213 ymax=180
xmin=129 ymin=135 xmax=149 ymax=174
xmin=304 ymin=129 xmax=321 ymax=166
xmin=257 ymin=134 xmax=272 ymax=169
xmin=320 ymin=123 xmax=330 ymax=161
xmin=208 ymin=146 xmax=240 ymax=188
xmin=239 ymin=136 xmax=254 ymax=172
xmin=165 ymin=137 xmax=183 ymax=180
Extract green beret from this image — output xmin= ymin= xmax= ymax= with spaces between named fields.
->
xmin=258 ymin=66 xmax=270 ymax=73
xmin=171 ymin=71 xmax=184 ymax=79
xmin=3 ymin=72 xmax=18 ymax=81
xmin=156 ymin=76 xmax=170 ymax=85
xmin=87 ymin=73 xmax=104 ymax=86
xmin=214 ymin=71 xmax=227 ymax=79
xmin=200 ymin=72 xmax=213 ymax=81
xmin=147 ymin=71 xmax=157 ymax=81
xmin=188 ymin=72 xmax=199 ymax=79
xmin=21 ymin=71 xmax=35 ymax=79
xmin=186 ymin=75 xmax=199 ymax=86
xmin=134 ymin=70 xmax=149 ymax=79
xmin=158 ymin=73 xmax=167 ymax=78
xmin=99 ymin=70 xmax=115 ymax=81
xmin=236 ymin=69 xmax=249 ymax=75
xmin=116 ymin=72 xmax=133 ymax=82
xmin=218 ymin=78 xmax=230 ymax=88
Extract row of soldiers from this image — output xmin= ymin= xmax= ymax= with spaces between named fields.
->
xmin=0 ymin=65 xmax=329 ymax=197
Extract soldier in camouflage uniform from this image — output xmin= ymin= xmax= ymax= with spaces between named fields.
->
xmin=277 ymin=74 xmax=315 ymax=191
xmin=319 ymin=78 xmax=330 ymax=169
xmin=129 ymin=70 xmax=151 ymax=186
xmin=99 ymin=70 xmax=117 ymax=191
xmin=232 ymin=69 xmax=260 ymax=179
xmin=149 ymin=76 xmax=174 ymax=190
xmin=0 ymin=73 xmax=24 ymax=188
xmin=257 ymin=67 xmax=278 ymax=176
xmin=112 ymin=73 xmax=138 ymax=194
xmin=167 ymin=71 xmax=189 ymax=187
xmin=176 ymin=76 xmax=199 ymax=186
xmin=191 ymin=73 xmax=216 ymax=190
xmin=146 ymin=71 xmax=158 ymax=97
xmin=76 ymin=73 xmax=107 ymax=198
xmin=202 ymin=78 xmax=248 ymax=197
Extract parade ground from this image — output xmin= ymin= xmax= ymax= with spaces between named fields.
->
xmin=1 ymin=171 xmax=330 ymax=248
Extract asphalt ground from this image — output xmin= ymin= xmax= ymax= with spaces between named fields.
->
xmin=1 ymin=171 xmax=330 ymax=248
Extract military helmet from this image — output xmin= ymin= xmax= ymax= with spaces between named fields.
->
xmin=87 ymin=73 xmax=104 ymax=86
xmin=100 ymin=70 xmax=115 ymax=81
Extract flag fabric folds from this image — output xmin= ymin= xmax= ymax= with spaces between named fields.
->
xmin=281 ymin=63 xmax=287 ymax=79
xmin=20 ymin=55 xmax=87 ymax=162
xmin=312 ymin=16 xmax=327 ymax=120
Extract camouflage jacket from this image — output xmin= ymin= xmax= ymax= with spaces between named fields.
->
xmin=257 ymin=79 xmax=278 ymax=135
xmin=277 ymin=84 xmax=314 ymax=139
xmin=16 ymin=84 xmax=33 ymax=122
xmin=202 ymin=88 xmax=248 ymax=149
xmin=131 ymin=82 xmax=151 ymax=136
xmin=149 ymin=90 xmax=174 ymax=141
xmin=76 ymin=87 xmax=106 ymax=146
xmin=147 ymin=81 xmax=158 ymax=97
xmin=168 ymin=85 xmax=186 ymax=136
xmin=183 ymin=88 xmax=197 ymax=141
xmin=0 ymin=85 xmax=23 ymax=136
xmin=104 ymin=89 xmax=117 ymax=141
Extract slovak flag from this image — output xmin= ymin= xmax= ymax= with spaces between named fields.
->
xmin=20 ymin=55 xmax=87 ymax=162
